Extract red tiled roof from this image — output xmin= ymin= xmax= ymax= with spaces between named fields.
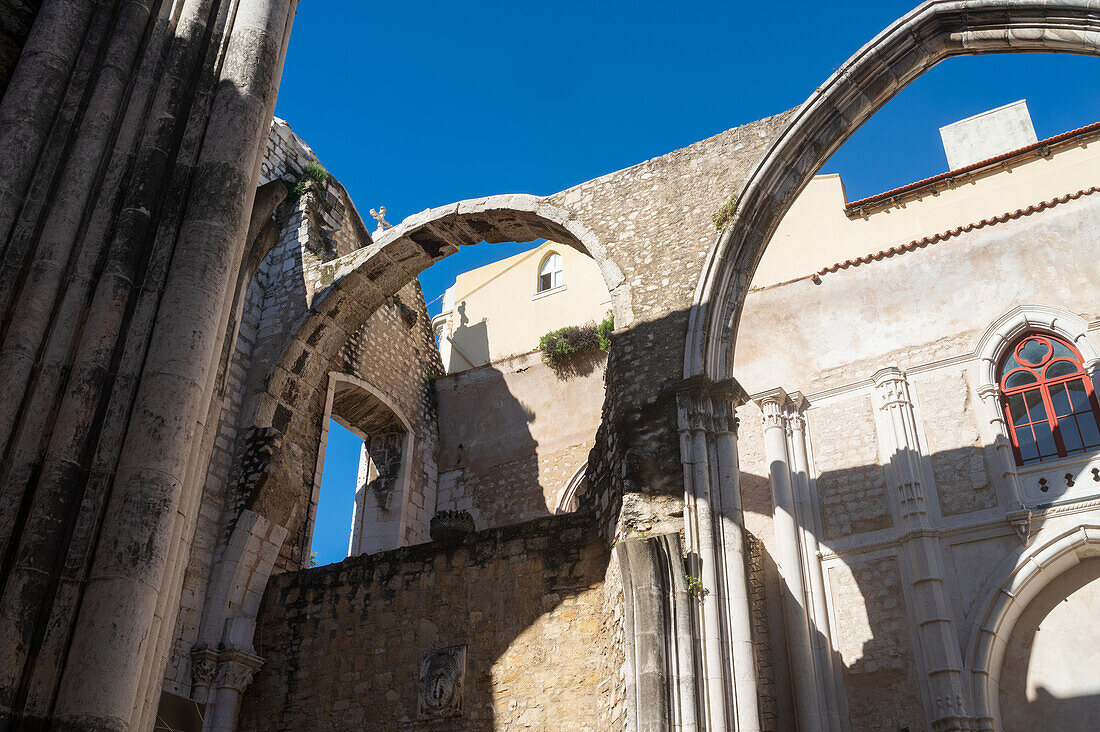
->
xmin=811 ymin=186 xmax=1100 ymax=282
xmin=845 ymin=121 xmax=1100 ymax=211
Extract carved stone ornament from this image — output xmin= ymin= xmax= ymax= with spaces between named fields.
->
xmin=417 ymin=644 xmax=467 ymax=720
xmin=430 ymin=510 xmax=475 ymax=546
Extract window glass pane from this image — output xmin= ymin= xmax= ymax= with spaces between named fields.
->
xmin=1024 ymin=389 xmax=1047 ymax=423
xmin=1045 ymin=360 xmax=1078 ymax=379
xmin=1048 ymin=383 xmax=1073 ymax=417
xmin=1019 ymin=338 xmax=1051 ymax=366
xmin=1051 ymin=339 xmax=1075 ymax=360
xmin=1003 ymin=352 xmax=1022 ymax=372
xmin=1079 ymin=414 xmax=1100 ymax=449
xmin=1059 ymin=416 xmax=1084 ymax=453
xmin=1015 ymin=426 xmax=1039 ymax=461
xmin=539 ymin=273 xmax=552 ymax=291
xmin=1007 ymin=393 xmax=1029 ymax=427
xmin=1066 ymin=379 xmax=1091 ymax=412
xmin=1033 ymin=420 xmax=1058 ymax=458
xmin=552 ymin=269 xmax=562 ymax=288
xmin=1004 ymin=370 xmax=1037 ymax=388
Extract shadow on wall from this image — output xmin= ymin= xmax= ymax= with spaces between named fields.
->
xmin=740 ymin=440 xmax=1100 ymax=732
xmin=238 ymin=510 xmax=616 ymax=731
xmin=448 ymin=302 xmax=490 ymax=371
xmin=435 ymin=363 xmax=544 ymax=529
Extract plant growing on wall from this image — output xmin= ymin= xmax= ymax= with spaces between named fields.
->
xmin=287 ymin=160 xmax=330 ymax=201
xmin=596 ymin=311 xmax=614 ymax=351
xmin=539 ymin=312 xmax=614 ymax=368
xmin=712 ymin=193 xmax=739 ymax=232
xmin=685 ymin=574 xmax=709 ymax=600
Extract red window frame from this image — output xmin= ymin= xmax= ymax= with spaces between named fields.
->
xmin=999 ymin=333 xmax=1100 ymax=466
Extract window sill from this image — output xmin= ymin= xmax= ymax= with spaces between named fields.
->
xmin=1015 ymin=450 xmax=1100 ymax=507
xmin=532 ymin=284 xmax=567 ymax=301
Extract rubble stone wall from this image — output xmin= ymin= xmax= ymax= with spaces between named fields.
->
xmin=239 ymin=513 xmax=623 ymax=731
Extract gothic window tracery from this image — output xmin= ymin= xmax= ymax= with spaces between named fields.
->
xmin=999 ymin=333 xmax=1100 ymax=465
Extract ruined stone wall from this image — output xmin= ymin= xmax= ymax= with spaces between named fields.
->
xmin=731 ymin=190 xmax=1100 ymax=729
xmin=239 ymin=513 xmax=622 ymax=731
xmin=434 ymin=350 xmax=605 ymax=530
xmin=163 ymin=118 xmax=441 ymax=692
xmin=546 ymin=111 xmax=797 ymax=538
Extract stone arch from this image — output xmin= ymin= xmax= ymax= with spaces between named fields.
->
xmin=964 ymin=524 xmax=1100 ymax=729
xmin=310 ymin=372 xmax=418 ymax=557
xmin=974 ymin=304 xmax=1100 ymax=390
xmin=684 ymin=0 xmax=1100 ymax=381
xmin=246 ymin=194 xmax=627 ymax=550
xmin=554 ymin=462 xmax=589 ymax=514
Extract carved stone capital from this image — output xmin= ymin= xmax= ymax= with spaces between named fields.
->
xmin=754 ymin=387 xmax=788 ymax=431
xmin=190 ymin=646 xmax=219 ymax=703
xmin=872 ymin=366 xmax=911 ymax=408
xmin=214 ymin=649 xmax=264 ymax=693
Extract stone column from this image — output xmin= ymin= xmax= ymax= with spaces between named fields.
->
xmin=786 ymin=394 xmax=843 ymax=732
xmin=756 ymin=389 xmax=820 ymax=732
xmin=711 ymin=396 xmax=761 ymax=732
xmin=49 ymin=0 xmax=297 ymax=728
xmin=976 ymin=382 xmax=1026 ymax=510
xmin=676 ymin=376 xmax=759 ymax=732
xmin=202 ymin=649 xmax=264 ymax=732
xmin=873 ymin=368 xmax=972 ymax=731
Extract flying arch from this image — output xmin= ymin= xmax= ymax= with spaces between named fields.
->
xmin=685 ymin=0 xmax=1100 ymax=382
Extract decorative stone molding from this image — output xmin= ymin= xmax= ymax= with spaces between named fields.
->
xmin=430 ymin=510 xmax=475 ymax=545
xmin=616 ymin=534 xmax=698 ymax=731
xmin=190 ymin=647 xmax=219 ymax=705
xmin=966 ymin=524 xmax=1100 ymax=730
xmin=873 ymin=367 xmax=929 ymax=523
xmin=214 ymin=649 xmax=264 ymax=693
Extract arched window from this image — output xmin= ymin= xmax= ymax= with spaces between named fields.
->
xmin=538 ymin=252 xmax=563 ymax=292
xmin=999 ymin=333 xmax=1100 ymax=465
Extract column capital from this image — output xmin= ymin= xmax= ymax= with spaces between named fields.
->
xmin=673 ymin=374 xmax=750 ymax=406
xmin=214 ymin=648 xmax=264 ymax=692
xmin=190 ymin=646 xmax=219 ymax=703
xmin=872 ymin=366 xmax=911 ymax=408
xmin=753 ymin=387 xmax=788 ymax=431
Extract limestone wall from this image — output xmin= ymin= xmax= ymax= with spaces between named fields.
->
xmin=163 ymin=119 xmax=441 ymax=693
xmin=238 ymin=513 xmax=623 ymax=731
xmin=732 ymin=186 xmax=1100 ymax=729
xmin=434 ymin=350 xmax=605 ymax=530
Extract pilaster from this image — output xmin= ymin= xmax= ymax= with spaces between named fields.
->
xmin=872 ymin=368 xmax=973 ymax=732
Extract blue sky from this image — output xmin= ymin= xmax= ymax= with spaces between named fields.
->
xmin=276 ymin=1 xmax=1100 ymax=566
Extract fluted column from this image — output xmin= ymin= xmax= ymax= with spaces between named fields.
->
xmin=756 ymin=389 xmax=820 ymax=732
xmin=786 ymin=394 xmax=842 ymax=732
xmin=873 ymin=368 xmax=972 ymax=731
xmin=676 ymin=375 xmax=759 ymax=731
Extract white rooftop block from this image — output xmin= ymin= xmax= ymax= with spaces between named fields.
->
xmin=939 ymin=99 xmax=1038 ymax=170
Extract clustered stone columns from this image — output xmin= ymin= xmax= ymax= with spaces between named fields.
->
xmin=872 ymin=368 xmax=974 ymax=731
xmin=676 ymin=376 xmax=759 ymax=731
xmin=0 ymin=0 xmax=298 ymax=727
xmin=754 ymin=389 xmax=839 ymax=732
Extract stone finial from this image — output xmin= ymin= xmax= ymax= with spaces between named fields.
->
xmin=369 ymin=206 xmax=392 ymax=230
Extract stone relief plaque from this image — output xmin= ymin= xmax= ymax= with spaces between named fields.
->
xmin=417 ymin=644 xmax=466 ymax=720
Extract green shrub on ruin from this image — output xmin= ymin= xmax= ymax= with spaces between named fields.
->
xmin=712 ymin=193 xmax=739 ymax=232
